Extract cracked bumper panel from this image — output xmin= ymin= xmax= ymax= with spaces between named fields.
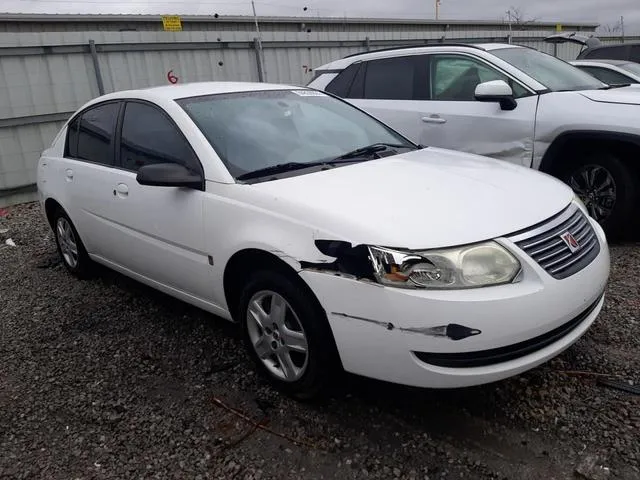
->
xmin=299 ymin=219 xmax=610 ymax=389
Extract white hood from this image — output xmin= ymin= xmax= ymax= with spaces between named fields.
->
xmin=245 ymin=148 xmax=574 ymax=250
xmin=579 ymin=87 xmax=640 ymax=105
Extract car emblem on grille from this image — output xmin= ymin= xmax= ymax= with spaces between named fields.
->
xmin=560 ymin=231 xmax=580 ymax=253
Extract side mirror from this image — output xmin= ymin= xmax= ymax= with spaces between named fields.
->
xmin=136 ymin=163 xmax=203 ymax=190
xmin=474 ymin=80 xmax=517 ymax=111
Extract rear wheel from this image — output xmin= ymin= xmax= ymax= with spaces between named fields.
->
xmin=52 ymin=208 xmax=93 ymax=278
xmin=239 ymin=270 xmax=338 ymax=400
xmin=562 ymin=151 xmax=638 ymax=239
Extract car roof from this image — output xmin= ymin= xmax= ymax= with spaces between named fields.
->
xmin=93 ymin=81 xmax=300 ymax=104
xmin=320 ymin=42 xmax=522 ymax=70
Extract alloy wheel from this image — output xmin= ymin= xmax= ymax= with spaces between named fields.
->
xmin=569 ymin=164 xmax=617 ymax=222
xmin=246 ymin=290 xmax=309 ymax=382
xmin=56 ymin=217 xmax=79 ymax=268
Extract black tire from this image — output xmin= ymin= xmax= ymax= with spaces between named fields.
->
xmin=238 ymin=269 xmax=339 ymax=400
xmin=562 ymin=151 xmax=638 ymax=240
xmin=52 ymin=207 xmax=93 ymax=279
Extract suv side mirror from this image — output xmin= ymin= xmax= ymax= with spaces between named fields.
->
xmin=474 ymin=80 xmax=517 ymax=111
xmin=136 ymin=163 xmax=204 ymax=190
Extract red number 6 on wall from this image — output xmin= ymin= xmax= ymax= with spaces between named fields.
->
xmin=167 ymin=70 xmax=179 ymax=84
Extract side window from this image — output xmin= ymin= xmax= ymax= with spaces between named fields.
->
xmin=119 ymin=101 xmax=200 ymax=173
xmin=347 ymin=62 xmax=366 ymax=98
xmin=585 ymin=46 xmax=629 ymax=60
xmin=65 ymin=117 xmax=80 ymax=158
xmin=630 ymin=45 xmax=640 ymax=63
xmin=430 ymin=55 xmax=528 ymax=101
xmin=578 ymin=66 xmax=633 ymax=85
xmin=74 ymin=102 xmax=119 ymax=165
xmin=325 ymin=63 xmax=361 ymax=97
xmin=362 ymin=56 xmax=417 ymax=100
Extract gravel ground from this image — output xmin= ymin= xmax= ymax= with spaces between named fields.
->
xmin=1 ymin=202 xmax=638 ymax=480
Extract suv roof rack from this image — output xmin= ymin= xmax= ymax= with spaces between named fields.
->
xmin=343 ymin=42 xmax=487 ymax=59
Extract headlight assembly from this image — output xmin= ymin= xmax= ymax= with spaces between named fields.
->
xmin=367 ymin=242 xmax=521 ymax=289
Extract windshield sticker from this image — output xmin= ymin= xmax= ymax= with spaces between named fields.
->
xmin=291 ymin=90 xmax=327 ymax=96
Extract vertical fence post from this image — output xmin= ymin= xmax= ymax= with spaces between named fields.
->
xmin=253 ymin=37 xmax=265 ymax=82
xmin=88 ymin=39 xmax=105 ymax=95
xmin=365 ymin=36 xmax=370 ymax=52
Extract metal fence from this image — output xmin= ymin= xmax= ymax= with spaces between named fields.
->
xmin=0 ymin=29 xmax=634 ymax=206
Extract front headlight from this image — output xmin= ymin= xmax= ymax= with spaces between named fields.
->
xmin=368 ymin=241 xmax=521 ymax=289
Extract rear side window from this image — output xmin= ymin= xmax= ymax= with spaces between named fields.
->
xmin=325 ymin=63 xmax=361 ymax=97
xmin=65 ymin=117 xmax=80 ymax=158
xmin=584 ymin=45 xmax=629 ymax=60
xmin=363 ymin=56 xmax=417 ymax=100
xmin=119 ymin=101 xmax=201 ymax=173
xmin=67 ymin=102 xmax=119 ymax=165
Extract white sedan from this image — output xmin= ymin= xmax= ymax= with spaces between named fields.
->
xmin=37 ymin=82 xmax=610 ymax=399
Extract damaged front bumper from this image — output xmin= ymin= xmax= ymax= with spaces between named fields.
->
xmin=299 ymin=219 xmax=610 ymax=389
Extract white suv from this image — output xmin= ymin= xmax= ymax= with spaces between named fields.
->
xmin=308 ymin=43 xmax=640 ymax=238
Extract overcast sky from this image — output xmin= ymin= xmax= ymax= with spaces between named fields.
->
xmin=3 ymin=0 xmax=639 ymax=34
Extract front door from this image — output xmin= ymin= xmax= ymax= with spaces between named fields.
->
xmin=105 ymin=100 xmax=211 ymax=301
xmin=417 ymin=53 xmax=538 ymax=167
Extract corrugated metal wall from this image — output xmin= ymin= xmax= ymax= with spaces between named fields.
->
xmin=0 ymin=28 xmax=630 ymax=205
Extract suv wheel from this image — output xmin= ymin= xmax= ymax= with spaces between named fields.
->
xmin=239 ymin=270 xmax=338 ymax=400
xmin=564 ymin=151 xmax=638 ymax=239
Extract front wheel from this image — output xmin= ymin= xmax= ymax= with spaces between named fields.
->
xmin=239 ymin=270 xmax=338 ymax=400
xmin=563 ymin=152 xmax=638 ymax=239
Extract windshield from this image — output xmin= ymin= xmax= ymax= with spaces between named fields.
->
xmin=492 ymin=47 xmax=606 ymax=91
xmin=620 ymin=62 xmax=640 ymax=77
xmin=177 ymin=89 xmax=414 ymax=179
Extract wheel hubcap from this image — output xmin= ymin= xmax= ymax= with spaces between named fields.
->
xmin=56 ymin=217 xmax=79 ymax=268
xmin=246 ymin=290 xmax=309 ymax=382
xmin=569 ymin=164 xmax=616 ymax=222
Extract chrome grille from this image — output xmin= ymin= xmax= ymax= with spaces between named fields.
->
xmin=509 ymin=205 xmax=600 ymax=280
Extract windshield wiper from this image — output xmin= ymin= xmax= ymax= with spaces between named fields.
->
xmin=332 ymin=142 xmax=413 ymax=161
xmin=236 ymin=162 xmax=323 ymax=181
xmin=236 ymin=143 xmax=416 ymax=181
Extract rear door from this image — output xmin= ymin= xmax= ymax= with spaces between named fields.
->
xmin=340 ymin=55 xmax=430 ymax=144
xmin=61 ymin=101 xmax=123 ymax=259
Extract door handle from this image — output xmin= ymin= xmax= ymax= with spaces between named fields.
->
xmin=421 ymin=115 xmax=447 ymax=124
xmin=114 ymin=183 xmax=129 ymax=198
xmin=65 ymin=169 xmax=74 ymax=181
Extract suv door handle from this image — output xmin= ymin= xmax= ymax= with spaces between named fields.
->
xmin=421 ymin=115 xmax=447 ymax=124
xmin=114 ymin=183 xmax=129 ymax=198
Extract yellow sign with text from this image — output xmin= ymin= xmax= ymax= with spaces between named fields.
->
xmin=162 ymin=16 xmax=182 ymax=32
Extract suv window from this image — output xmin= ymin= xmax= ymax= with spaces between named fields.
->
xmin=631 ymin=45 xmax=640 ymax=63
xmin=584 ymin=45 xmax=629 ymax=60
xmin=430 ymin=55 xmax=528 ymax=101
xmin=362 ymin=56 xmax=417 ymax=100
xmin=68 ymin=102 xmax=119 ymax=165
xmin=119 ymin=101 xmax=201 ymax=173
xmin=325 ymin=63 xmax=361 ymax=97
xmin=578 ymin=66 xmax=633 ymax=85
